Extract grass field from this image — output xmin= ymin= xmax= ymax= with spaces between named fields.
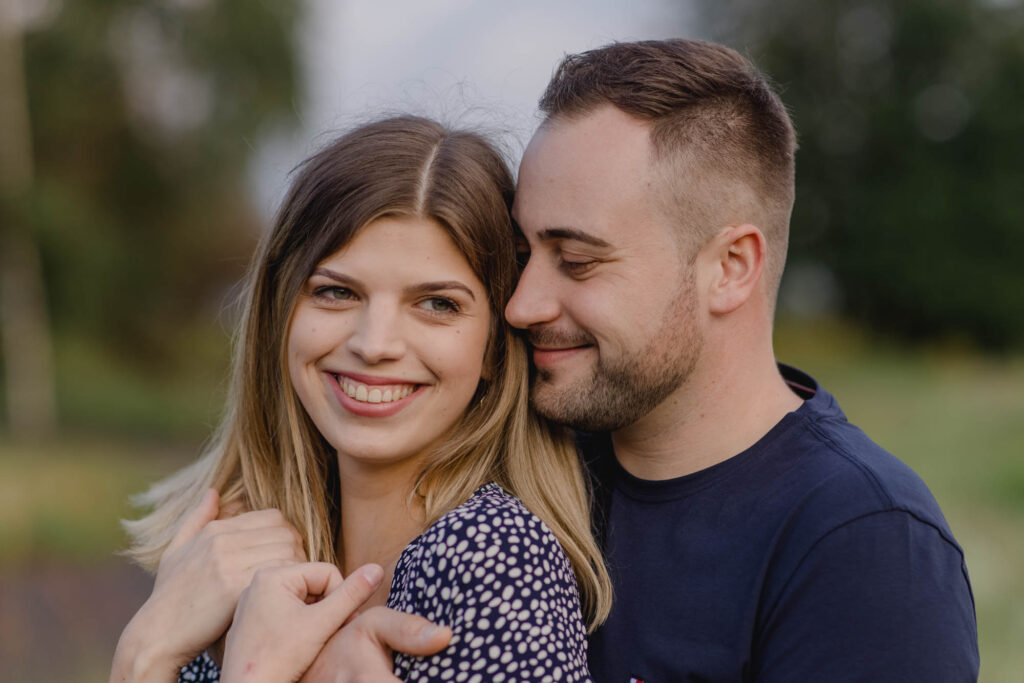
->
xmin=1 ymin=319 xmax=1021 ymax=681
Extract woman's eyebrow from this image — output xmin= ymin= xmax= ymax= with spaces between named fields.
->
xmin=311 ymin=267 xmax=359 ymax=286
xmin=408 ymin=281 xmax=477 ymax=301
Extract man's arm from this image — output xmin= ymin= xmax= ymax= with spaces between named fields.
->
xmin=754 ymin=510 xmax=979 ymax=681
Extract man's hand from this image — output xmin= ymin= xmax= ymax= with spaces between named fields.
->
xmin=300 ymin=607 xmax=452 ymax=683
xmin=110 ymin=489 xmax=306 ymax=682
xmin=221 ymin=562 xmax=384 ymax=682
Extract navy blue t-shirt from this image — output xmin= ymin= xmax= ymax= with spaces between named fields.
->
xmin=584 ymin=365 xmax=979 ymax=682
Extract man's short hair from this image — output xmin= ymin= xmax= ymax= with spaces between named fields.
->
xmin=539 ymin=39 xmax=797 ymax=295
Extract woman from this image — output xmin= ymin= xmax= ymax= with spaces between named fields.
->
xmin=110 ymin=116 xmax=611 ymax=682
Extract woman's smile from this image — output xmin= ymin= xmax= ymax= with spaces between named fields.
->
xmin=326 ymin=372 xmax=424 ymax=418
xmin=287 ymin=214 xmax=491 ymax=467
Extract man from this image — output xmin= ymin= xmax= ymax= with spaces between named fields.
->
xmin=305 ymin=39 xmax=979 ymax=681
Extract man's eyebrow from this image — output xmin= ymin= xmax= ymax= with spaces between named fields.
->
xmin=538 ymin=227 xmax=612 ymax=248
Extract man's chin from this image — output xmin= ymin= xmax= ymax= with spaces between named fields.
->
xmin=530 ymin=381 xmax=607 ymax=431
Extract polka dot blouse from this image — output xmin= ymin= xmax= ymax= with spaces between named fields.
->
xmin=178 ymin=482 xmax=592 ymax=682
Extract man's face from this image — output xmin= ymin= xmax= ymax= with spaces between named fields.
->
xmin=507 ymin=106 xmax=705 ymax=431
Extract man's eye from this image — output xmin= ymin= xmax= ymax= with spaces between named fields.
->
xmin=560 ymin=258 xmax=598 ymax=275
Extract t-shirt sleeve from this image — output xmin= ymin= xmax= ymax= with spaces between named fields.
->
xmin=392 ymin=501 xmax=592 ymax=683
xmin=754 ymin=510 xmax=979 ymax=682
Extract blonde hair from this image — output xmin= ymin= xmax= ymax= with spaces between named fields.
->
xmin=123 ymin=116 xmax=611 ymax=628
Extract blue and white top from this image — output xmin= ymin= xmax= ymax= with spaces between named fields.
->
xmin=179 ymin=483 xmax=592 ymax=682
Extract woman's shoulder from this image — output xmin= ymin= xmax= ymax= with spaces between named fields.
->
xmin=390 ymin=484 xmax=591 ymax=681
xmin=391 ymin=482 xmax=578 ymax=600
xmin=414 ymin=482 xmax=565 ymax=563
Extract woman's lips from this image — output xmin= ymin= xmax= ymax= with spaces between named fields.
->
xmin=328 ymin=373 xmax=422 ymax=417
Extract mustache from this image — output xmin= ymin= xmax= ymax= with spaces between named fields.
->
xmin=524 ymin=326 xmax=597 ymax=348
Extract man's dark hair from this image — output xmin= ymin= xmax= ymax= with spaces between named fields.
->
xmin=539 ymin=39 xmax=797 ymax=291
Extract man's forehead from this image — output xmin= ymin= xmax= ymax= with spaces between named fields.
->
xmin=513 ymin=108 xmax=659 ymax=244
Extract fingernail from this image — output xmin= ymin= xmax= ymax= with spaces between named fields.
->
xmin=361 ymin=563 xmax=384 ymax=587
xmin=420 ymin=624 xmax=449 ymax=640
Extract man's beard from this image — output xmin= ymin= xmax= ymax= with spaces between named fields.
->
xmin=528 ymin=281 xmax=702 ymax=432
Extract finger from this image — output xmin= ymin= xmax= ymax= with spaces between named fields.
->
xmin=222 ymin=525 xmax=305 ymax=553
xmin=167 ymin=488 xmax=219 ymax=553
xmin=311 ymin=564 xmax=384 ymax=620
xmin=232 ymin=540 xmax=307 ymax=574
xmin=240 ymin=528 xmax=307 ymax=563
xmin=220 ymin=507 xmax=294 ymax=531
xmin=292 ymin=561 xmax=345 ymax=599
xmin=357 ymin=606 xmax=452 ymax=657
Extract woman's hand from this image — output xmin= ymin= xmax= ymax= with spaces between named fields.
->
xmin=110 ymin=489 xmax=306 ymax=682
xmin=220 ymin=563 xmax=384 ymax=683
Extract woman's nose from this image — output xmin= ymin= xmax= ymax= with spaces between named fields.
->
xmin=345 ymin=304 xmax=406 ymax=364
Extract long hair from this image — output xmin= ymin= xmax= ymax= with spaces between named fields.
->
xmin=123 ymin=116 xmax=611 ymax=628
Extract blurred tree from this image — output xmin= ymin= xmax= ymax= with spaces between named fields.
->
xmin=1 ymin=1 xmax=57 ymax=438
xmin=699 ymin=0 xmax=1024 ymax=348
xmin=2 ymin=0 xmax=300 ymax=432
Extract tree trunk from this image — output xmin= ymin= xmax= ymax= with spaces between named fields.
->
xmin=0 ymin=12 xmax=57 ymax=439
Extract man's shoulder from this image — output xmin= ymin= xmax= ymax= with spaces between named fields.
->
xmin=582 ymin=364 xmax=957 ymax=546
xmin=719 ymin=366 xmax=964 ymax=578
xmin=779 ymin=367 xmax=949 ymax=529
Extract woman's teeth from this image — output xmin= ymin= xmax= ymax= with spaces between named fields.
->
xmin=338 ymin=378 xmax=416 ymax=404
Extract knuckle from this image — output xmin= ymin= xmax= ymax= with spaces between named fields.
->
xmin=207 ymin=532 xmax=229 ymax=553
xmin=250 ymin=566 xmax=272 ymax=586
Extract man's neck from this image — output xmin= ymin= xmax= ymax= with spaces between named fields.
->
xmin=611 ymin=340 xmax=803 ymax=481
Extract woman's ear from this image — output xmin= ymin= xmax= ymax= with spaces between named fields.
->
xmin=705 ymin=224 xmax=766 ymax=315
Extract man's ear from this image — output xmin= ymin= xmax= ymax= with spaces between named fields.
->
xmin=705 ymin=224 xmax=766 ymax=315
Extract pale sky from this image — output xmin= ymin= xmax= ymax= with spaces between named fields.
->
xmin=251 ymin=0 xmax=693 ymax=216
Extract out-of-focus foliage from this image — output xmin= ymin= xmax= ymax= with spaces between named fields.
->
xmin=700 ymin=0 xmax=1024 ymax=348
xmin=21 ymin=0 xmax=300 ymax=370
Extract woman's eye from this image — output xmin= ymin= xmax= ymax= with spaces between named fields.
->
xmin=419 ymin=297 xmax=460 ymax=314
xmin=313 ymin=285 xmax=355 ymax=301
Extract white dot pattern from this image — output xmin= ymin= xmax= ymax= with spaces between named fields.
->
xmin=177 ymin=483 xmax=591 ymax=682
xmin=388 ymin=483 xmax=592 ymax=682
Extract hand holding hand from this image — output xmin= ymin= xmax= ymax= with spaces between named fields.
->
xmin=110 ymin=489 xmax=306 ymax=682
xmin=221 ymin=563 xmax=384 ymax=682
xmin=300 ymin=606 xmax=452 ymax=683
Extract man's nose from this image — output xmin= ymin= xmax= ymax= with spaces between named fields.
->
xmin=505 ymin=257 xmax=560 ymax=329
xmin=346 ymin=304 xmax=406 ymax=364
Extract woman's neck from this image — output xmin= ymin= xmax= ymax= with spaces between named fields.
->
xmin=335 ymin=455 xmax=426 ymax=609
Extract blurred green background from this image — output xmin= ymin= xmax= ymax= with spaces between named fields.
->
xmin=1 ymin=0 xmax=1022 ymax=681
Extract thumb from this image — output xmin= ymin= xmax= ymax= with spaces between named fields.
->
xmin=167 ymin=488 xmax=219 ymax=553
xmin=360 ymin=606 xmax=452 ymax=657
xmin=309 ymin=563 xmax=385 ymax=630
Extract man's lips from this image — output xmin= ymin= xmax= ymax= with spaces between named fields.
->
xmin=531 ymin=345 xmax=592 ymax=368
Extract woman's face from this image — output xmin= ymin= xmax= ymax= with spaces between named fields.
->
xmin=287 ymin=215 xmax=491 ymax=472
